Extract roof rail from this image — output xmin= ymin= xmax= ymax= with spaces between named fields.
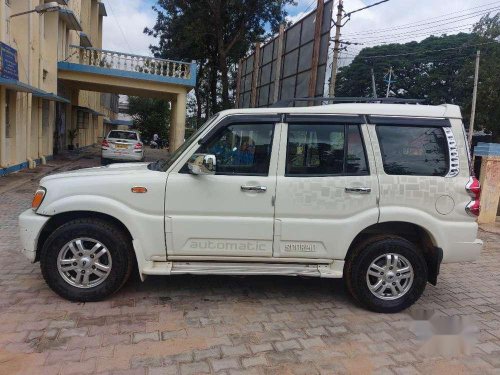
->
xmin=270 ymin=97 xmax=426 ymax=107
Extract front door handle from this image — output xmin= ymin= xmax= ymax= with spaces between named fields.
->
xmin=345 ymin=187 xmax=371 ymax=194
xmin=241 ymin=185 xmax=267 ymax=192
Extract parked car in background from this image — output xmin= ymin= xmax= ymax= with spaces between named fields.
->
xmin=19 ymin=100 xmax=482 ymax=313
xmin=101 ymin=130 xmax=144 ymax=165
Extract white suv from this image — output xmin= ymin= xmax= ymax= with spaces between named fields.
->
xmin=19 ymin=102 xmax=482 ymax=313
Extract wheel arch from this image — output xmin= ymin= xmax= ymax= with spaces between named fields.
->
xmin=35 ymin=211 xmax=133 ymax=262
xmin=345 ymin=221 xmax=442 ymax=285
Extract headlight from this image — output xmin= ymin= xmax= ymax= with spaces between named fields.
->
xmin=31 ymin=187 xmax=46 ymax=211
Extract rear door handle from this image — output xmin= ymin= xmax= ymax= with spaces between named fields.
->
xmin=241 ymin=185 xmax=267 ymax=192
xmin=345 ymin=187 xmax=371 ymax=194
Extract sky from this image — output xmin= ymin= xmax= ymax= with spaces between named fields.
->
xmin=100 ymin=0 xmax=497 ymax=63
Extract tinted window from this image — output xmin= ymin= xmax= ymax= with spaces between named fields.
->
xmin=194 ymin=123 xmax=274 ymax=175
xmin=376 ymin=126 xmax=448 ymax=176
xmin=286 ymin=124 xmax=369 ymax=176
xmin=108 ymin=131 xmax=138 ymax=140
xmin=346 ymin=125 xmax=369 ymax=174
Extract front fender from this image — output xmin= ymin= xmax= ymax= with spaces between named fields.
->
xmin=39 ymin=195 xmax=165 ymax=271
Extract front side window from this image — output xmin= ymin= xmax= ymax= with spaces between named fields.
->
xmin=376 ymin=125 xmax=448 ymax=176
xmin=193 ymin=123 xmax=274 ymax=175
xmin=286 ymin=124 xmax=368 ymax=176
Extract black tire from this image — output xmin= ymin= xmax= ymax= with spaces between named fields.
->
xmin=40 ymin=218 xmax=135 ymax=302
xmin=344 ymin=235 xmax=428 ymax=313
xmin=101 ymin=158 xmax=110 ymax=166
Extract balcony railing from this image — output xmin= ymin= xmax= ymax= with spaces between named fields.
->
xmin=66 ymin=45 xmax=193 ymax=81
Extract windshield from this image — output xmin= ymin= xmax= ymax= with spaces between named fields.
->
xmin=148 ymin=114 xmax=220 ymax=172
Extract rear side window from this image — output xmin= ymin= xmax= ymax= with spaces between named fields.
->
xmin=286 ymin=124 xmax=369 ymax=176
xmin=376 ymin=126 xmax=448 ymax=176
xmin=108 ymin=131 xmax=138 ymax=140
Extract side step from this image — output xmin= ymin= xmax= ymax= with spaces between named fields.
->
xmin=141 ymin=261 xmax=344 ymax=278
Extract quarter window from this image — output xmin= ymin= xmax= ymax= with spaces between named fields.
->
xmin=194 ymin=123 xmax=274 ymax=175
xmin=286 ymin=124 xmax=369 ymax=176
xmin=376 ymin=125 xmax=449 ymax=176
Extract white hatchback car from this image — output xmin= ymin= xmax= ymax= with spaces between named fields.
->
xmin=19 ymin=101 xmax=482 ymax=313
xmin=101 ymin=130 xmax=144 ymax=164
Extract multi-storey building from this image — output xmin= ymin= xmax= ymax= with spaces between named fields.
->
xmin=0 ymin=0 xmax=195 ymax=176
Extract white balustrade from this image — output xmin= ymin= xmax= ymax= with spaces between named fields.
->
xmin=70 ymin=45 xmax=191 ymax=80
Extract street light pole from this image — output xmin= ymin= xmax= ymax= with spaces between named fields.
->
xmin=10 ymin=2 xmax=60 ymax=18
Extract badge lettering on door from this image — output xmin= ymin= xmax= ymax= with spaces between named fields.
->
xmin=284 ymin=243 xmax=317 ymax=252
xmin=189 ymin=240 xmax=268 ymax=252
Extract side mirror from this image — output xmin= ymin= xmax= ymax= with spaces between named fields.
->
xmin=187 ymin=153 xmax=216 ymax=175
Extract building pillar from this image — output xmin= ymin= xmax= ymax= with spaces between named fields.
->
xmin=169 ymin=91 xmax=187 ymax=152
xmin=0 ymin=87 xmax=6 ymax=168
xmin=478 ymin=156 xmax=500 ymax=224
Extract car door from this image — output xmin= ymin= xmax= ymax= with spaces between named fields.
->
xmin=273 ymin=115 xmax=380 ymax=260
xmin=165 ymin=115 xmax=281 ymax=258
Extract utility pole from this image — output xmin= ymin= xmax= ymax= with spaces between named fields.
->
xmin=328 ymin=0 xmax=343 ymax=97
xmin=371 ymin=68 xmax=377 ymax=98
xmin=327 ymin=0 xmax=389 ymax=98
xmin=468 ymin=50 xmax=480 ymax=147
xmin=385 ymin=66 xmax=393 ymax=98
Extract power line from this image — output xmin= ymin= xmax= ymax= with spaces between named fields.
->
xmin=350 ymin=23 xmax=476 ymax=44
xmin=343 ymin=1 xmax=500 ymax=36
xmin=345 ymin=8 xmax=500 ymax=40
xmin=354 ymin=41 xmax=498 ymax=59
xmin=105 ymin=0 xmax=133 ymax=53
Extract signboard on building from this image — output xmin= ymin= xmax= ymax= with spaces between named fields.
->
xmin=235 ymin=0 xmax=333 ymax=108
xmin=0 ymin=42 xmax=19 ymax=81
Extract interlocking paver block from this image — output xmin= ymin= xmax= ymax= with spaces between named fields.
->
xmin=221 ymin=344 xmax=250 ymax=357
xmin=242 ymin=354 xmax=267 ymax=367
xmin=132 ymin=331 xmax=160 ymax=343
xmin=274 ymin=339 xmax=301 ymax=352
xmin=210 ymin=357 xmax=240 ymax=372
xmin=2 ymin=151 xmax=500 ymax=374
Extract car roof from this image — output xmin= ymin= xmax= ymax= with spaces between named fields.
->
xmin=219 ymin=103 xmax=462 ymax=119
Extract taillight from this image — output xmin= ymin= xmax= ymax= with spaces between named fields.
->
xmin=134 ymin=142 xmax=143 ymax=149
xmin=465 ymin=176 xmax=481 ymax=217
xmin=102 ymin=139 xmax=109 ymax=148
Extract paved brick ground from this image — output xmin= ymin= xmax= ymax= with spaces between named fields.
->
xmin=0 ymin=152 xmax=499 ymax=374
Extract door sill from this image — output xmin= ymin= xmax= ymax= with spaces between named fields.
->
xmin=164 ymin=255 xmax=333 ymax=264
xmin=141 ymin=260 xmax=344 ymax=278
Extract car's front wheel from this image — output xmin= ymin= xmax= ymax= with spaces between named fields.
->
xmin=344 ymin=235 xmax=428 ymax=313
xmin=40 ymin=218 xmax=134 ymax=302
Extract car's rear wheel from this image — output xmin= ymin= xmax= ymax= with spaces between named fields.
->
xmin=344 ymin=235 xmax=428 ymax=313
xmin=40 ymin=218 xmax=134 ymax=302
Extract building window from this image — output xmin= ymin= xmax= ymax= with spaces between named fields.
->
xmin=77 ymin=110 xmax=85 ymax=128
xmin=376 ymin=125 xmax=449 ymax=176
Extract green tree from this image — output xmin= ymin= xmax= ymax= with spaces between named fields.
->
xmin=336 ymin=33 xmax=481 ymax=103
xmin=128 ymin=97 xmax=170 ymax=142
xmin=145 ymin=0 xmax=293 ymax=119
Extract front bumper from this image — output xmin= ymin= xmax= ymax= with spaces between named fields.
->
xmin=18 ymin=209 xmax=50 ymax=262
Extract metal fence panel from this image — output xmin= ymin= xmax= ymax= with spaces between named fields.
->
xmin=237 ymin=0 xmax=333 ymax=108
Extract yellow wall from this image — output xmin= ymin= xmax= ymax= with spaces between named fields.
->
xmin=0 ymin=0 xmax=115 ymax=171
